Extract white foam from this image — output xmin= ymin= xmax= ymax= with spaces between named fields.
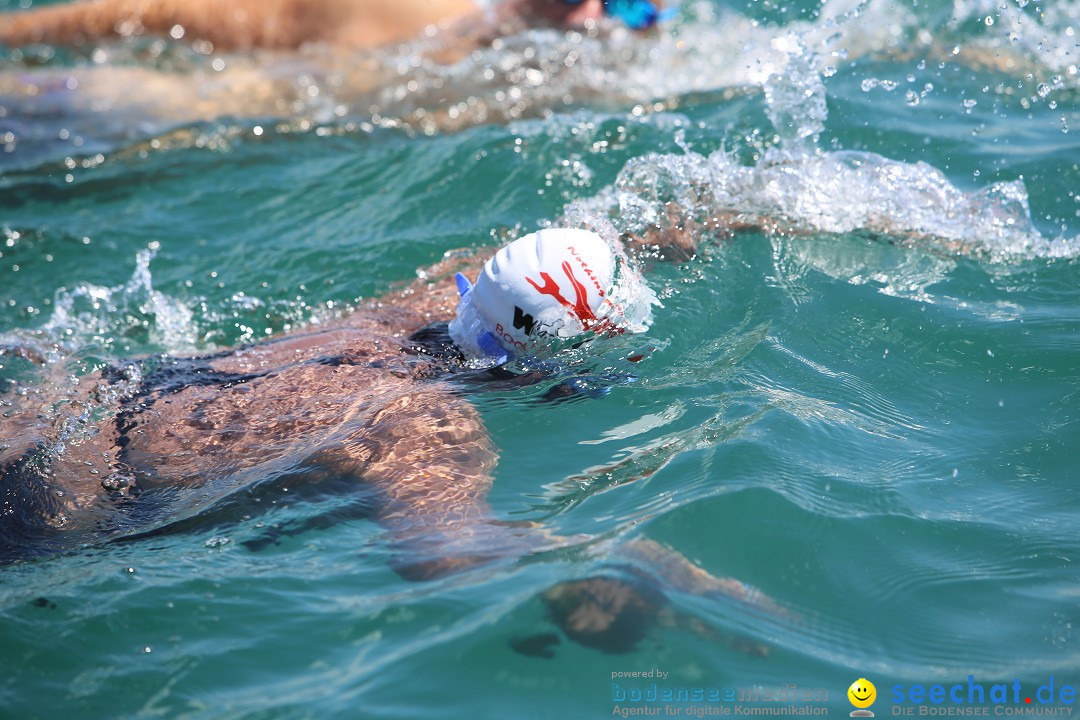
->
xmin=365 ymin=0 xmax=918 ymax=130
xmin=359 ymin=0 xmax=1079 ymax=137
xmin=608 ymin=146 xmax=1077 ymax=259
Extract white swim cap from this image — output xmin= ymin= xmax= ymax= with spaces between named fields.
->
xmin=449 ymin=228 xmax=657 ymax=363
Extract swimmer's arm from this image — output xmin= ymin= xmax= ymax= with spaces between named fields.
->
xmin=620 ymin=202 xmax=970 ymax=255
xmin=0 ymin=0 xmax=315 ymax=50
xmin=311 ymin=386 xmax=538 ymax=579
xmin=0 ymin=0 xmax=489 ymax=50
xmin=619 ymin=203 xmax=779 ymax=262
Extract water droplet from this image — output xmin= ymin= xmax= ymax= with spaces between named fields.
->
xmin=905 ymin=90 xmax=920 ymax=106
xmin=860 ymin=78 xmax=879 ymax=92
xmin=1037 ymin=83 xmax=1051 ymax=98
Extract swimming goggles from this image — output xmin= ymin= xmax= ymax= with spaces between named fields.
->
xmin=560 ymin=0 xmax=677 ymax=30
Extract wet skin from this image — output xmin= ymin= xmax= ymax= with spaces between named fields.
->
xmin=0 ymin=0 xmax=606 ymax=51
xmin=0 ymin=225 xmax=778 ymax=652
xmin=0 ymin=0 xmax=623 ymax=157
xmin=4 ymin=250 xmax=496 ymax=569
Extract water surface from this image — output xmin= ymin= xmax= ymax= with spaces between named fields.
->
xmin=1 ymin=0 xmax=1079 ymax=717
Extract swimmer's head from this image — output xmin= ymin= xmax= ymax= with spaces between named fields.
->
xmin=449 ymin=228 xmax=657 ymax=364
xmin=527 ymin=0 xmax=675 ymax=30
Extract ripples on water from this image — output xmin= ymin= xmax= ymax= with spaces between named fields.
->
xmin=1 ymin=0 xmax=1079 ymax=716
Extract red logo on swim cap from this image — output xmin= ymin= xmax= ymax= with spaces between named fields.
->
xmin=526 ymin=260 xmax=621 ymax=336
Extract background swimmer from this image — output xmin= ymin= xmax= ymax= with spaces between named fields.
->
xmin=0 ymin=225 xmax=777 ymax=653
xmin=0 ymin=0 xmax=662 ymax=51
xmin=0 ymin=0 xmax=668 ymax=165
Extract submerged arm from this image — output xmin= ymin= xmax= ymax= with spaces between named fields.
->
xmin=310 ymin=384 xmax=541 ymax=579
xmin=621 ymin=200 xmax=980 ymax=259
xmin=305 ymin=372 xmax=782 ymax=653
xmin=619 ymin=202 xmax=777 ymax=262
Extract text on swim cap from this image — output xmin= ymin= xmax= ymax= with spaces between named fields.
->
xmin=494 ymin=323 xmax=528 ymax=351
xmin=567 ymin=243 xmax=631 ymax=329
xmin=513 ymin=306 xmax=536 ymax=336
xmin=567 ymin=245 xmax=605 ymax=298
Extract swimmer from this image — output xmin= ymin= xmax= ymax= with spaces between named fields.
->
xmin=0 ymin=224 xmax=776 ymax=653
xmin=0 ymin=0 xmax=666 ymax=51
xmin=0 ymin=0 xmax=671 ymax=160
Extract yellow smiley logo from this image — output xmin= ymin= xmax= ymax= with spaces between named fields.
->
xmin=848 ymin=678 xmax=876 ymax=716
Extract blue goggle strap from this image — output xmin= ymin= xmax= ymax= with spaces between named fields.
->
xmin=559 ymin=0 xmax=676 ymax=29
xmin=603 ymin=0 xmax=658 ymax=29
xmin=456 ymin=272 xmax=512 ymax=365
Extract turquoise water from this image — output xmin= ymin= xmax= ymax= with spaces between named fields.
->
xmin=2 ymin=0 xmax=1080 ymax=717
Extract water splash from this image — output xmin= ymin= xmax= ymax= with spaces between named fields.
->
xmin=0 ymin=246 xmax=198 ymax=366
xmin=366 ymin=0 xmax=915 ymax=133
xmin=762 ymin=35 xmax=827 ymax=154
xmin=559 ymin=36 xmax=1079 ymax=265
